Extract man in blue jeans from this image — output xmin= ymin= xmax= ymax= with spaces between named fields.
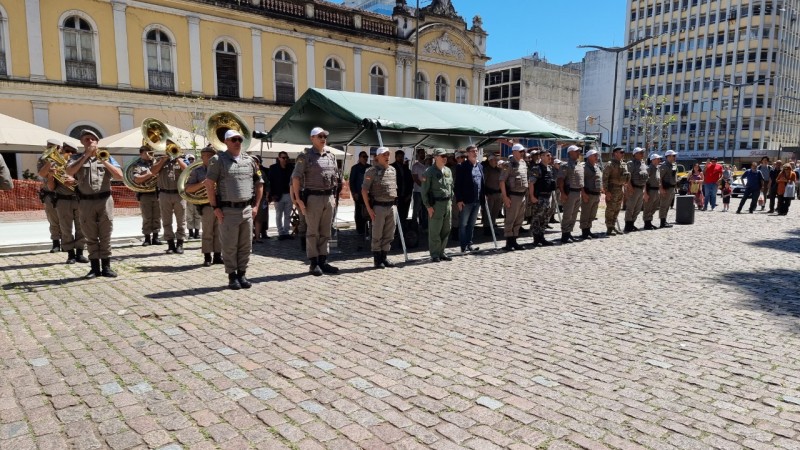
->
xmin=454 ymin=145 xmax=484 ymax=253
xmin=737 ymin=161 xmax=764 ymax=214
xmin=703 ymin=157 xmax=723 ymax=210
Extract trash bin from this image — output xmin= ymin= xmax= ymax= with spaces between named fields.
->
xmin=675 ymin=195 xmax=695 ymax=224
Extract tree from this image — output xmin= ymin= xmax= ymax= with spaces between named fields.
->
xmin=628 ymin=94 xmax=677 ymax=154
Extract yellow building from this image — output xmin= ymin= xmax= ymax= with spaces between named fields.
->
xmin=0 ymin=0 xmax=488 ymax=176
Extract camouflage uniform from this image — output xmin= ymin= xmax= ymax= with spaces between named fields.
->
xmin=643 ymin=163 xmax=661 ymax=223
xmin=362 ymin=163 xmax=398 ymax=268
xmin=625 ymin=159 xmax=649 ymax=229
xmin=559 ymin=158 xmax=584 ymax=235
xmin=529 ymin=162 xmax=556 ymax=240
xmin=602 ymin=159 xmax=630 ymax=233
xmin=579 ymin=160 xmax=602 ymax=235
xmin=658 ymin=161 xmax=677 ymax=227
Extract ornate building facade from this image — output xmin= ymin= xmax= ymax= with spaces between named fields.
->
xmin=0 ymin=0 xmax=488 ymax=176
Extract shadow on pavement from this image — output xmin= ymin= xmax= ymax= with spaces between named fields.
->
xmin=746 ymin=227 xmax=800 ymax=255
xmin=718 ymin=268 xmax=800 ymax=323
xmin=137 ymin=264 xmax=204 ymax=273
xmin=2 ymin=276 xmax=86 ymax=292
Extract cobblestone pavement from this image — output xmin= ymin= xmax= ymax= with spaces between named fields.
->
xmin=1 ymin=205 xmax=800 ymax=450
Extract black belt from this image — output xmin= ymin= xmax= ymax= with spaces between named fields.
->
xmin=484 ymin=187 xmax=501 ymax=194
xmin=662 ymin=183 xmax=675 ymax=188
xmin=139 ymin=192 xmax=157 ymax=196
xmin=79 ymin=191 xmax=111 ymax=200
xmin=433 ymin=196 xmax=451 ymax=201
xmin=372 ymin=200 xmax=395 ymax=207
xmin=160 ymin=188 xmax=179 ymax=194
xmin=220 ymin=201 xmax=250 ymax=208
xmin=569 ymin=188 xmax=583 ymax=193
xmin=55 ymin=193 xmax=80 ymax=201
xmin=306 ymin=189 xmax=334 ymax=196
xmin=507 ymin=191 xmax=525 ymax=196
xmin=647 ymin=186 xmax=660 ymax=191
xmin=584 ymin=189 xmax=601 ymax=195
xmin=631 ymin=183 xmax=645 ymax=188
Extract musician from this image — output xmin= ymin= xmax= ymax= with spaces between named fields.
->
xmin=205 ymin=129 xmax=264 ymax=290
xmin=150 ymin=147 xmax=188 ymax=253
xmin=132 ymin=146 xmax=163 ymax=246
xmin=53 ymin=143 xmax=87 ymax=264
xmin=184 ymin=154 xmax=202 ymax=240
xmin=38 ymin=139 xmax=62 ymax=253
xmin=65 ymin=129 xmax=123 ymax=278
xmin=0 ymin=153 xmax=11 ymax=190
xmin=186 ymin=145 xmax=222 ymax=267
xmin=292 ymin=127 xmax=340 ymax=276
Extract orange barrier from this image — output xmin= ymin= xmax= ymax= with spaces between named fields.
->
xmin=0 ymin=180 xmax=140 ymax=212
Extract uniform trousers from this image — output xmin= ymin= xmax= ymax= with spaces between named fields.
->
xmin=530 ymin=194 xmax=553 ymax=236
xmin=625 ymin=187 xmax=645 ymax=222
xmin=44 ymin=196 xmax=60 ymax=240
xmin=579 ymin=193 xmax=600 ymax=230
xmin=138 ymin=193 xmax=161 ymax=235
xmin=659 ymin=189 xmax=675 ymax=219
xmin=56 ymin=198 xmax=84 ymax=252
xmin=371 ymin=205 xmax=396 ymax=252
xmin=427 ymin=201 xmax=451 ymax=257
xmin=412 ymin=192 xmax=428 ymax=231
xmin=80 ymin=197 xmax=114 ymax=259
xmin=274 ymin=193 xmax=293 ymax=236
xmin=159 ymin=192 xmax=186 ymax=240
xmin=482 ymin=192 xmax=502 ymax=229
xmin=605 ymin=188 xmax=624 ymax=228
xmin=186 ymin=201 xmax=202 ymax=230
xmin=220 ymin=205 xmax=252 ymax=274
xmin=200 ymin=205 xmax=221 ymax=253
xmin=561 ymin=191 xmax=582 ymax=233
xmin=643 ymin=189 xmax=661 ymax=221
xmin=504 ymin=194 xmax=527 ymax=237
xmin=304 ymin=194 xmax=335 ymax=258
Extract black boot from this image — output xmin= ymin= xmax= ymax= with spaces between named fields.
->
xmin=309 ymin=257 xmax=323 ymax=276
xmin=228 ymin=273 xmax=241 ymax=290
xmin=151 ymin=232 xmax=163 ymax=245
xmin=643 ymin=221 xmax=658 ymax=230
xmin=175 ymin=239 xmax=184 ymax=254
xmin=237 ymin=270 xmax=252 ymax=289
xmin=142 ymin=234 xmax=151 ymax=246
xmin=629 ymin=222 xmax=639 ymax=231
xmin=607 ymin=227 xmax=618 ymax=236
xmin=318 ymin=255 xmax=339 ymax=274
xmin=561 ymin=233 xmax=572 ymax=244
xmin=659 ymin=218 xmax=673 ymax=228
xmin=549 ymin=216 xmax=559 ymax=224
xmin=623 ymin=221 xmax=635 ymax=232
xmin=203 ymin=253 xmax=212 ymax=267
xmin=581 ymin=229 xmax=593 ymax=240
xmin=166 ymin=239 xmax=176 ymax=254
xmin=300 ymin=235 xmax=306 ymax=252
xmin=212 ymin=252 xmax=223 ymax=265
xmin=503 ymin=238 xmax=515 ymax=251
xmin=539 ymin=233 xmax=554 ymax=246
xmin=85 ymin=259 xmax=101 ymax=279
xmin=381 ymin=251 xmax=395 ymax=268
xmin=50 ymin=239 xmax=61 ymax=253
xmin=75 ymin=248 xmax=89 ymax=263
xmin=100 ymin=259 xmax=117 ymax=278
xmin=511 ymin=237 xmax=524 ymax=250
xmin=66 ymin=249 xmax=77 ymax=264
xmin=373 ymin=251 xmax=384 ymax=269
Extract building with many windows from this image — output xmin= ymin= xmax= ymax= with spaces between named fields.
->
xmin=621 ymin=0 xmax=800 ymax=162
xmin=0 ymin=0 xmax=488 ymax=177
xmin=343 ymin=0 xmax=398 ymax=16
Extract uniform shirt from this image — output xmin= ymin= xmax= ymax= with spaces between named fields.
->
xmin=499 ymin=158 xmax=528 ymax=192
xmin=627 ymin=160 xmax=648 ymax=187
xmin=362 ymin=164 xmax=397 ymax=202
xmin=454 ymin=160 xmax=483 ymax=204
xmin=36 ymin=158 xmax=55 ymax=193
xmin=558 ymin=159 xmax=585 ymax=190
xmin=0 ymin=154 xmax=13 ymax=191
xmin=292 ymin=147 xmax=338 ymax=190
xmin=411 ymin=161 xmax=427 ymax=193
xmin=420 ymin=165 xmax=453 ymax=208
xmin=646 ymin=164 xmax=660 ymax=189
xmin=206 ymin=151 xmax=263 ymax=202
xmin=603 ymin=159 xmax=630 ymax=190
xmin=583 ymin=162 xmax=602 ymax=192
xmin=156 ymin=159 xmax=183 ymax=190
xmin=185 ymin=163 xmax=208 ymax=185
xmin=483 ymin=163 xmax=502 ymax=192
xmin=530 ymin=163 xmax=556 ymax=197
xmin=659 ymin=162 xmax=677 ymax=188
xmin=349 ymin=162 xmax=369 ymax=197
xmin=67 ymin=154 xmax=121 ymax=195
xmin=38 ymin=158 xmax=73 ymax=195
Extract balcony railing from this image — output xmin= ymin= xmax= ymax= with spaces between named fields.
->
xmin=148 ymin=70 xmax=175 ymax=92
xmin=275 ymin=84 xmax=294 ymax=104
xmin=217 ymin=80 xmax=239 ymax=98
xmin=65 ymin=59 xmax=97 ymax=84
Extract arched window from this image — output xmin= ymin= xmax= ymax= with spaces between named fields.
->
xmin=415 ymin=72 xmax=428 ymax=100
xmin=215 ymin=40 xmax=239 ymax=98
xmin=455 ymin=78 xmax=468 ymax=104
xmin=0 ymin=10 xmax=7 ymax=77
xmin=145 ymin=29 xmax=174 ymax=92
xmin=68 ymin=125 xmax=103 ymax=140
xmin=369 ymin=65 xmax=386 ymax=95
xmin=325 ymin=58 xmax=343 ymax=90
xmin=63 ymin=16 xmax=96 ymax=84
xmin=435 ymin=75 xmax=448 ymax=102
xmin=274 ymin=50 xmax=295 ymax=103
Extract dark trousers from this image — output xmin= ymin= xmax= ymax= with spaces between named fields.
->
xmin=354 ymin=195 xmax=367 ymax=234
xmin=397 ymin=195 xmax=411 ymax=221
xmin=737 ymin=189 xmax=759 ymax=212
xmin=777 ymin=196 xmax=792 ymax=215
xmin=768 ymin=187 xmax=778 ymax=212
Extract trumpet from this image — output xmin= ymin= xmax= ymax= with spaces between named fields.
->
xmin=97 ymin=148 xmax=111 ymax=162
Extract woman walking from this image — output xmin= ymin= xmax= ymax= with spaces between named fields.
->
xmin=776 ymin=162 xmax=797 ymax=216
xmin=688 ymin=163 xmax=705 ymax=210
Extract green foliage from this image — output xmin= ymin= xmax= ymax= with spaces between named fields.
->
xmin=629 ymin=94 xmax=677 ymax=153
xmin=22 ymin=169 xmax=38 ymax=180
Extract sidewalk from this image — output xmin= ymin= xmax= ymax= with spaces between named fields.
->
xmin=0 ymin=205 xmax=358 ymax=253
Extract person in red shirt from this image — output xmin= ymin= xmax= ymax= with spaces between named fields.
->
xmin=702 ymin=157 xmax=723 ymax=210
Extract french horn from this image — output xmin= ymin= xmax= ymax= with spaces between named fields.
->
xmin=207 ymin=111 xmax=251 ymax=152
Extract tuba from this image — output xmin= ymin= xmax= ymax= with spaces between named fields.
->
xmin=177 ymin=160 xmax=209 ymax=205
xmin=40 ymin=143 xmax=75 ymax=191
xmin=207 ymin=111 xmax=251 ymax=152
xmin=143 ymin=118 xmax=183 ymax=160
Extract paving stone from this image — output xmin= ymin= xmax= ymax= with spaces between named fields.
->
xmin=313 ymin=361 xmax=337 ymax=371
xmin=224 ymin=388 xmax=249 ymax=401
xmin=645 ymin=359 xmax=674 ymax=369
xmin=531 ymin=376 xmax=560 ymax=388
xmin=251 ymin=388 xmax=278 ymax=401
xmin=475 ymin=397 xmax=503 ymax=410
xmin=298 ymin=400 xmax=326 ymax=415
xmin=216 ymin=347 xmax=237 ymax=356
xmin=99 ymin=382 xmax=124 ymax=396
xmin=127 ymin=382 xmax=153 ymax=395
xmin=29 ymin=358 xmax=49 ymax=367
xmin=385 ymin=359 xmax=412 ymax=370
xmin=1 ymin=421 xmax=29 ymax=440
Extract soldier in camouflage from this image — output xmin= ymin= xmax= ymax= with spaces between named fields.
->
xmin=624 ymin=147 xmax=649 ymax=232
xmin=658 ymin=150 xmax=677 ymax=228
xmin=528 ymin=151 xmax=556 ymax=247
xmin=361 ymin=147 xmax=398 ymax=269
xmin=602 ymin=146 xmax=630 ymax=236
xmin=579 ymin=149 xmax=602 ymax=239
xmin=642 ymin=153 xmax=662 ymax=230
xmin=557 ymin=145 xmax=586 ymax=244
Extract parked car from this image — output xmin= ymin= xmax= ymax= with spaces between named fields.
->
xmin=730 ymin=178 xmax=746 ymax=198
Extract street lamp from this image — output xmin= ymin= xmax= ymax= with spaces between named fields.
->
xmin=578 ymin=33 xmax=664 ymax=148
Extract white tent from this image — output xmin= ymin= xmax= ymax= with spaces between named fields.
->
xmin=99 ymin=124 xmax=205 ymax=157
xmin=245 ymin=140 xmax=345 ymax=161
xmin=0 ymin=113 xmax=80 ymax=153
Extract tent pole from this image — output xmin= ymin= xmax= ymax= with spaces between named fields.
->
xmin=375 ymin=129 xmax=408 ymax=262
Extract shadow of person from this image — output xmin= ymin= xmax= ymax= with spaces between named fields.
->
xmin=137 ymin=264 xmax=203 ymax=273
xmin=2 ymin=276 xmax=86 ymax=292
xmin=718 ymin=268 xmax=800 ymax=323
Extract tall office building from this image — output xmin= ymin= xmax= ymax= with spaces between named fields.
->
xmin=343 ymin=0 xmax=397 ymax=15
xmin=621 ymin=0 xmax=800 ymax=161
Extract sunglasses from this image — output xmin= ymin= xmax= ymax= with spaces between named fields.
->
xmin=230 ymin=137 xmax=243 ymax=143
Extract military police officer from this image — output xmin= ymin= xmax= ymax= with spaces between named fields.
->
xmin=421 ymin=148 xmax=454 ymax=262
xmin=499 ymin=143 xmax=528 ymax=251
xmin=658 ymin=150 xmax=677 ymax=228
xmin=528 ymin=150 xmax=556 ymax=247
xmin=558 ymin=145 xmax=586 ymax=244
xmin=624 ymin=147 xmax=649 ymax=232
xmin=362 ymin=147 xmax=398 ymax=268
xmin=53 ymin=143 xmax=87 ymax=264
xmin=602 ymin=146 xmax=630 ymax=235
xmin=132 ymin=146 xmax=163 ymax=246
xmin=151 ymin=148 xmax=188 ymax=253
xmin=642 ymin=153 xmax=662 ymax=230
xmin=186 ymin=145 xmax=223 ymax=267
xmin=205 ymin=129 xmax=264 ymax=290
xmin=579 ymin=149 xmax=603 ymax=239
xmin=38 ymin=139 xmax=62 ymax=253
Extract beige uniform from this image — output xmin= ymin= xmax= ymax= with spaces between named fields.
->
xmin=643 ymin=164 xmax=661 ymax=221
xmin=500 ymin=158 xmax=528 ymax=237
xmin=659 ymin=162 xmax=677 ymax=219
xmin=132 ymin=160 xmax=161 ymax=235
xmin=37 ymin=159 xmax=60 ymax=240
xmin=362 ymin=164 xmax=397 ymax=252
xmin=67 ymin=154 xmax=120 ymax=259
xmin=53 ymin=178 xmax=84 ymax=252
xmin=292 ymin=147 xmax=339 ymax=259
xmin=559 ymin=159 xmax=584 ymax=233
xmin=625 ymin=159 xmax=649 ymax=222
xmin=156 ymin=159 xmax=186 ymax=240
xmin=187 ymin=165 xmax=221 ymax=253
xmin=579 ymin=161 xmax=602 ymax=230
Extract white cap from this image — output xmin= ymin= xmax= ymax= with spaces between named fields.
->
xmin=310 ymin=126 xmax=328 ymax=137
xmin=585 ymin=149 xmax=598 ymax=158
xmin=553 ymin=159 xmax=562 ymax=164
xmin=649 ymin=153 xmax=662 ymax=161
xmin=375 ymin=147 xmax=390 ymax=156
xmin=511 ymin=143 xmax=526 ymax=152
xmin=664 ymin=150 xmax=677 ymax=156
xmin=633 ymin=147 xmax=645 ymax=154
xmin=567 ymin=145 xmax=581 ymax=153
xmin=224 ymin=129 xmax=242 ymax=140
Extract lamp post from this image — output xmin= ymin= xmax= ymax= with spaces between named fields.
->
xmin=707 ymin=76 xmax=771 ymax=167
xmin=578 ymin=34 xmax=663 ymax=148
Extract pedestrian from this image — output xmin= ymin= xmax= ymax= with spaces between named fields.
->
xmin=528 ymin=150 xmax=556 ymax=246
xmin=392 ymin=150 xmax=413 ymax=221
xmin=150 ymin=148 xmax=188 ymax=254
xmin=702 ymin=157 xmax=723 ymax=210
xmin=758 ymin=157 xmax=771 ymax=211
xmin=776 ymin=162 xmax=797 ymax=215
xmin=421 ymin=148 xmax=454 ymax=262
xmin=267 ymin=151 xmax=294 ymax=240
xmin=132 ymin=146 xmax=163 ymax=246
xmin=411 ymin=148 xmax=429 ymax=232
xmin=658 ymin=150 xmax=677 ymax=228
xmin=205 ymin=129 xmax=264 ymax=289
xmin=736 ymin=162 xmax=764 ymax=214
xmin=349 ymin=151 xmax=369 ymax=236
xmin=481 ymin=153 xmax=502 ymax=236
xmin=53 ymin=143 xmax=87 ymax=264
xmin=252 ymin=155 xmax=270 ymax=243
xmin=767 ymin=160 xmax=782 ymax=213
xmin=721 ymin=180 xmax=732 ymax=212
xmin=642 ymin=154 xmax=662 ymax=230
xmin=185 ymin=145 xmax=223 ymax=267
xmin=0 ymin=153 xmax=12 ymax=190
xmin=447 ymin=152 xmax=461 ymax=240
xmin=602 ymin=146 xmax=630 ymax=236
xmin=578 ymin=149 xmax=602 ymax=239
xmin=557 ymin=145 xmax=585 ymax=243
xmin=454 ymin=145 xmax=483 ymax=253
xmin=65 ymin=129 xmax=124 ymax=278
xmin=38 ymin=139 xmax=62 ymax=253
xmin=624 ymin=147 xmax=648 ymax=232
xmin=688 ymin=163 xmax=704 ymax=209
xmin=500 ymin=144 xmax=528 ymax=250
xmin=361 ymin=147 xmax=397 ymax=268
xmin=292 ymin=127 xmax=341 ymax=276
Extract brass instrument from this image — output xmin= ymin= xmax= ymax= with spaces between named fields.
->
xmin=97 ymin=148 xmax=111 ymax=162
xmin=177 ymin=160 xmax=209 ymax=205
xmin=40 ymin=143 xmax=75 ymax=191
xmin=143 ymin=118 xmax=184 ymax=160
xmin=207 ymin=111 xmax=251 ymax=151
